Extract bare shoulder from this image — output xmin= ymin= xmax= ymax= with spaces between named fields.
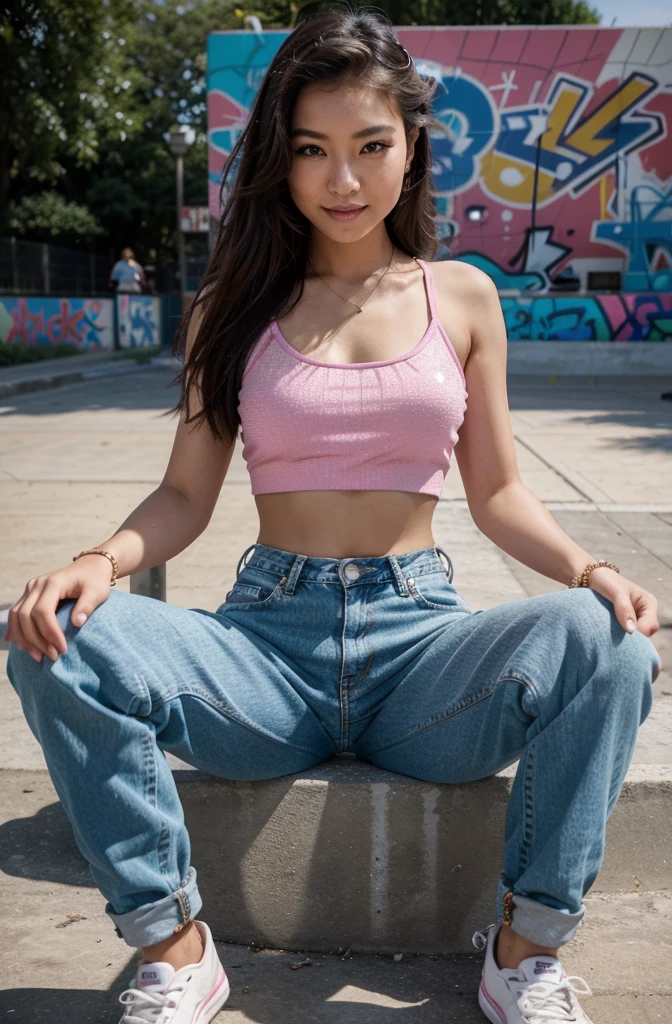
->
xmin=430 ymin=257 xmax=497 ymax=297
xmin=427 ymin=259 xmax=497 ymax=367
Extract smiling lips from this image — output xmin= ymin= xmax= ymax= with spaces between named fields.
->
xmin=323 ymin=204 xmax=367 ymax=220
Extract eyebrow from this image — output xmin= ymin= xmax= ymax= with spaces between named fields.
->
xmin=289 ymin=124 xmax=397 ymax=140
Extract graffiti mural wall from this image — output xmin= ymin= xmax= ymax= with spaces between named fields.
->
xmin=116 ymin=295 xmax=162 ymax=349
xmin=0 ymin=297 xmax=114 ymax=349
xmin=208 ymin=26 xmax=671 ymax=340
xmin=503 ymin=291 xmax=672 ymax=340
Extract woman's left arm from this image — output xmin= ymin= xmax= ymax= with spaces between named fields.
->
xmin=452 ymin=266 xmax=659 ymax=639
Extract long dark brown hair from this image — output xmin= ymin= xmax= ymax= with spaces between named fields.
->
xmin=163 ymin=3 xmax=442 ymax=445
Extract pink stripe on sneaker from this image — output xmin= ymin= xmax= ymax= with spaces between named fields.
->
xmin=480 ymin=979 xmax=507 ymax=1024
xmin=194 ymin=969 xmax=228 ymax=1023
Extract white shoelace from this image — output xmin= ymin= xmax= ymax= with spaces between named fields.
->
xmin=471 ymin=926 xmax=592 ymax=1022
xmin=517 ymin=975 xmax=593 ymax=1022
xmin=118 ymin=982 xmax=187 ymax=1023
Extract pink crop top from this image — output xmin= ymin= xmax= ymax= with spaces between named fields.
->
xmin=237 ymin=257 xmax=468 ymax=497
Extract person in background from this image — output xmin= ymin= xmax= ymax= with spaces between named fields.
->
xmin=109 ymin=248 xmax=147 ymax=294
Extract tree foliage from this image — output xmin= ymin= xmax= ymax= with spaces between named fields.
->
xmin=7 ymin=190 xmax=104 ymax=243
xmin=0 ymin=0 xmax=137 ymax=230
xmin=295 ymin=0 xmax=599 ymax=25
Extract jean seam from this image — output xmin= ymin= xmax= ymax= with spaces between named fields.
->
xmin=499 ymin=672 xmax=542 ymax=721
xmin=143 ymin=728 xmax=171 ymax=878
xmin=364 ymin=689 xmax=495 ymax=755
xmin=146 ymin=690 xmax=328 ymax=758
xmin=364 ymin=673 xmax=539 ymax=757
xmin=338 ymin=586 xmax=348 ymax=752
xmin=520 ymin=743 xmax=535 ymax=872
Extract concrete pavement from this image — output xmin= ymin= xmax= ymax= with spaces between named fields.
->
xmin=0 ymin=345 xmax=168 ymax=399
xmin=0 ymin=366 xmax=670 ymax=1021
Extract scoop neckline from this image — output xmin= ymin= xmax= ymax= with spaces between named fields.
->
xmin=269 ymin=257 xmax=438 ymax=369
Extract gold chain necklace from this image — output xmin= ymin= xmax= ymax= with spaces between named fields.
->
xmin=308 ymin=244 xmax=396 ymax=315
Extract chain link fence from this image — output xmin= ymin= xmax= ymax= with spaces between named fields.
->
xmin=0 ymin=238 xmax=114 ymax=296
xmin=0 ymin=237 xmax=205 ymax=298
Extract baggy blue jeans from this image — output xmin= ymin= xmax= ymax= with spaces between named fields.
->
xmin=7 ymin=542 xmax=660 ymax=950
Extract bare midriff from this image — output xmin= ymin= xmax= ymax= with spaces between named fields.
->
xmin=254 ymin=490 xmax=438 ymax=559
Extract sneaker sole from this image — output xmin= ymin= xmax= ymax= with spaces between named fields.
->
xmin=478 ymin=979 xmax=508 ymax=1024
xmin=194 ymin=967 xmax=231 ymax=1023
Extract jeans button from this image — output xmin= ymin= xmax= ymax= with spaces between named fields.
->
xmin=344 ymin=562 xmax=360 ymax=580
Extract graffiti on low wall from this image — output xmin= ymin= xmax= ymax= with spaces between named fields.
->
xmin=0 ymin=297 xmax=114 ymax=349
xmin=116 ymin=295 xmax=162 ymax=349
xmin=503 ymin=292 xmax=672 ymax=340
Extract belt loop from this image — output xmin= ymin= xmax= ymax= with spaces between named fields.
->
xmin=435 ymin=545 xmax=454 ymax=583
xmin=236 ymin=543 xmax=258 ymax=580
xmin=283 ymin=552 xmax=308 ymax=595
xmin=387 ymin=554 xmax=410 ymax=597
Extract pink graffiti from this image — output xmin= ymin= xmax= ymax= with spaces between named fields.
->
xmin=8 ymin=298 xmax=100 ymax=345
xmin=598 ymin=292 xmax=672 ymax=340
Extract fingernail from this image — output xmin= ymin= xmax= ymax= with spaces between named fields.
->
xmin=49 ymin=645 xmax=59 ymax=661
xmin=76 ymin=613 xmax=87 ymax=625
xmin=626 ymin=619 xmax=636 ymax=632
xmin=30 ymin=651 xmax=42 ymax=663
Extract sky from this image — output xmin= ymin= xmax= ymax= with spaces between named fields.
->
xmin=592 ymin=0 xmax=671 ymax=26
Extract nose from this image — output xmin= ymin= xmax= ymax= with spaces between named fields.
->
xmin=328 ymin=161 xmax=360 ymax=195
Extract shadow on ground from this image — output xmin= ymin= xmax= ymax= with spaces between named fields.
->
xmin=1 ymin=943 xmax=488 ymax=1024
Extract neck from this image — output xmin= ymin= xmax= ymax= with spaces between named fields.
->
xmin=307 ymin=227 xmax=396 ymax=283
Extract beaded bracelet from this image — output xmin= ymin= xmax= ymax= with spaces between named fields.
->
xmin=73 ymin=548 xmax=119 ymax=586
xmin=569 ymin=560 xmax=620 ymax=589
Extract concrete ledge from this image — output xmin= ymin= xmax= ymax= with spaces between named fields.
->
xmin=506 ymin=340 xmax=672 ymax=375
xmin=172 ymin=757 xmax=672 ymax=954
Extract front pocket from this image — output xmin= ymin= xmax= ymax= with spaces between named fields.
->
xmin=221 ymin=569 xmax=287 ymax=610
xmin=407 ymin=571 xmax=463 ymax=611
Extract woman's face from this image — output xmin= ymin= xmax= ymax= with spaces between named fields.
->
xmin=286 ymin=79 xmax=418 ymax=240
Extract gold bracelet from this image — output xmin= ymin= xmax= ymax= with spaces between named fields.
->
xmin=569 ymin=560 xmax=620 ymax=589
xmin=73 ymin=548 xmax=119 ymax=586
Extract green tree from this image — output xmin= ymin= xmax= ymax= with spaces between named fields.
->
xmin=65 ymin=0 xmax=257 ymax=261
xmin=0 ymin=0 xmax=136 ymax=231
xmin=294 ymin=0 xmax=599 ymax=24
xmin=7 ymin=191 xmax=104 ymax=244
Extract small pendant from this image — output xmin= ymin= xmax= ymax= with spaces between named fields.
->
xmin=356 ymin=306 xmax=362 ymax=313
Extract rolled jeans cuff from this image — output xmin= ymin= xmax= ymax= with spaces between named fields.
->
xmin=106 ymin=866 xmax=203 ymax=948
xmin=497 ymin=880 xmax=585 ymax=947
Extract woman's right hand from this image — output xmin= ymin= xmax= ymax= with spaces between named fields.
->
xmin=3 ymin=555 xmax=115 ymax=664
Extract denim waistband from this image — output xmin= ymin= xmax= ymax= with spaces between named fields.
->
xmin=236 ymin=542 xmax=454 ymax=595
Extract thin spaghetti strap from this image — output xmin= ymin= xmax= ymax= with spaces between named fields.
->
xmin=415 ymin=257 xmax=438 ymax=320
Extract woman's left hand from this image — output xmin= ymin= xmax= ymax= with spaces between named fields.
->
xmin=588 ymin=566 xmax=660 ymax=637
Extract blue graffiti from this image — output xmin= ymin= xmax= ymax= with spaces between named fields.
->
xmin=430 ymin=73 xmax=498 ymax=194
xmin=118 ymin=297 xmax=159 ymax=349
xmin=456 ymin=252 xmax=544 ymax=292
xmin=594 ymin=186 xmax=672 ymax=291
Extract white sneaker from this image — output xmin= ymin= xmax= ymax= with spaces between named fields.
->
xmin=118 ymin=920 xmax=230 ymax=1023
xmin=472 ymin=923 xmax=593 ymax=1023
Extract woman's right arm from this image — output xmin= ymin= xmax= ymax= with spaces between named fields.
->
xmin=4 ymin=300 xmax=236 ymax=663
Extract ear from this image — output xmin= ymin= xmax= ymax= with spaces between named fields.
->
xmin=405 ymin=127 xmax=420 ymax=171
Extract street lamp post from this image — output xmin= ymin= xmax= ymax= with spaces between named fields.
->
xmin=166 ymin=126 xmax=195 ymax=306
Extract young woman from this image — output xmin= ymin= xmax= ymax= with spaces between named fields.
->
xmin=6 ymin=8 xmax=662 ymax=1024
